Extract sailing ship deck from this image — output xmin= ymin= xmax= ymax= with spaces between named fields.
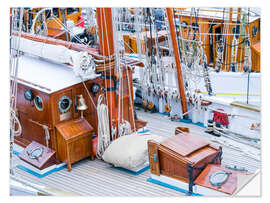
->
xmin=11 ymin=109 xmax=260 ymax=196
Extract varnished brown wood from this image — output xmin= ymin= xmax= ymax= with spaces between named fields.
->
xmin=14 ymin=67 xmax=136 ymax=154
xmin=18 ymin=141 xmax=56 ymax=170
xmin=175 ymin=126 xmax=190 ymax=135
xmin=96 ymin=8 xmax=114 ymax=56
xmin=148 ymin=134 xmax=221 ymax=183
xmin=160 ymin=134 xmax=209 ymax=157
xmin=177 ymin=12 xmax=260 ymax=72
xmin=15 ymin=83 xmax=53 ymax=147
xmin=148 ymin=140 xmax=160 ymax=176
xmin=55 ymin=118 xmax=94 ymax=171
xmin=166 ymin=8 xmax=188 ymax=117
xmin=12 ymin=31 xmax=105 ymax=60
xmin=135 ymin=120 xmax=147 ymax=130
xmin=224 ymin=8 xmax=233 ymax=72
xmin=194 ymin=164 xmax=249 ymax=195
xmin=14 ymin=77 xmax=102 ymax=150
xmin=251 ymin=41 xmax=260 ymax=72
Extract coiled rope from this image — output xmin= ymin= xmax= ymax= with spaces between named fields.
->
xmin=96 ymin=94 xmax=111 ymax=159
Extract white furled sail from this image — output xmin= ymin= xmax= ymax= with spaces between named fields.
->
xmin=11 ymin=36 xmax=99 ymax=80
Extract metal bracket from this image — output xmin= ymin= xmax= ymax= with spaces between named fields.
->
xmin=100 ymin=75 xmax=117 ymax=91
xmin=153 ymin=154 xmax=158 ymax=162
xmin=187 ymin=163 xmax=194 ymax=195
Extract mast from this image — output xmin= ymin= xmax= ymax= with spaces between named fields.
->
xmin=96 ymin=8 xmax=136 ymax=134
xmin=96 ymin=8 xmax=114 ymax=56
xmin=96 ymin=8 xmax=118 ymax=128
xmin=166 ymin=8 xmax=188 ymax=118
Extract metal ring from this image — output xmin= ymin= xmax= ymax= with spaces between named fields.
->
xmin=209 ymin=171 xmax=232 ymax=187
xmin=27 ymin=146 xmax=44 ymax=159
xmin=58 ymin=96 xmax=72 ymax=113
xmin=34 ymin=96 xmax=43 ymax=111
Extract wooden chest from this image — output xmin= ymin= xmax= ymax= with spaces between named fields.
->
xmin=55 ymin=118 xmax=94 ymax=171
xmin=148 ymin=133 xmax=222 ymax=194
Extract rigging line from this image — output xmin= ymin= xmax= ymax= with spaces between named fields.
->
xmin=121 ymin=39 xmax=137 ymax=54
xmin=193 ymin=8 xmax=199 ymax=40
xmin=172 ymin=9 xmax=188 ymax=94
xmin=119 ymin=10 xmax=124 ymax=129
xmin=10 ymin=7 xmax=24 ymax=176
xmin=102 ymin=8 xmax=113 ymax=135
xmin=153 ymin=12 xmax=164 ymax=89
xmin=80 ymin=76 xmax=97 ymax=109
xmin=221 ymin=8 xmax=228 ymax=68
xmin=51 ymin=13 xmax=108 ymax=56
xmin=134 ymin=8 xmax=143 ymax=61
xmin=99 ymin=8 xmax=109 ymax=123
xmin=200 ymin=38 xmax=248 ymax=47
xmin=113 ymin=9 xmax=121 ymax=131
xmin=124 ymin=59 xmax=136 ymax=132
xmin=115 ymin=9 xmax=124 ymax=134
xmin=10 ymin=9 xmax=19 ymax=107
xmin=45 ymin=13 xmax=99 ymax=52
xmin=11 ymin=8 xmax=24 ymax=113
xmin=11 ymin=10 xmax=20 ymax=102
xmin=187 ymin=8 xmax=194 ymax=43
xmin=173 ymin=8 xmax=184 ymax=62
xmin=39 ymin=16 xmax=98 ymax=107
xmin=147 ymin=8 xmax=154 ymax=67
xmin=50 ymin=15 xmax=90 ymax=48
xmin=223 ymin=8 xmax=229 ymax=70
xmin=239 ymin=9 xmax=244 ymax=72
xmin=178 ymin=8 xmax=188 ymax=65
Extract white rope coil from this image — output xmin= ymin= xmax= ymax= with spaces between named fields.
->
xmin=96 ymin=94 xmax=111 ymax=159
xmin=10 ymin=109 xmax=22 ymax=137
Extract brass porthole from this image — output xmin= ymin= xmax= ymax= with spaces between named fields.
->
xmin=34 ymin=96 xmax=43 ymax=111
xmin=58 ymin=96 xmax=72 ymax=113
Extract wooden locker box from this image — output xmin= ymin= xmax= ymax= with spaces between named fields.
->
xmin=148 ymin=133 xmax=222 ymax=194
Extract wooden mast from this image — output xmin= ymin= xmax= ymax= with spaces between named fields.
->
xmin=96 ymin=8 xmax=114 ymax=56
xmin=166 ymin=8 xmax=188 ymax=118
xmin=96 ymin=8 xmax=118 ymax=127
xmin=96 ymin=8 xmax=136 ymax=133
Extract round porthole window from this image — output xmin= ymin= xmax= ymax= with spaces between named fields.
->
xmin=58 ymin=96 xmax=72 ymax=113
xmin=24 ymin=89 xmax=34 ymax=101
xmin=34 ymin=96 xmax=43 ymax=111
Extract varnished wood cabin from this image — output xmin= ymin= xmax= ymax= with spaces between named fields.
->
xmin=175 ymin=8 xmax=260 ymax=72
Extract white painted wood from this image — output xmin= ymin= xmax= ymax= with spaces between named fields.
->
xmin=12 ymin=55 xmax=83 ymax=94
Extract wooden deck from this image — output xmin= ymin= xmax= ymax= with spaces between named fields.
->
xmin=11 ymin=109 xmax=260 ymax=196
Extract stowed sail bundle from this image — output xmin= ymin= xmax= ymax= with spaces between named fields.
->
xmin=11 ymin=36 xmax=98 ymax=80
